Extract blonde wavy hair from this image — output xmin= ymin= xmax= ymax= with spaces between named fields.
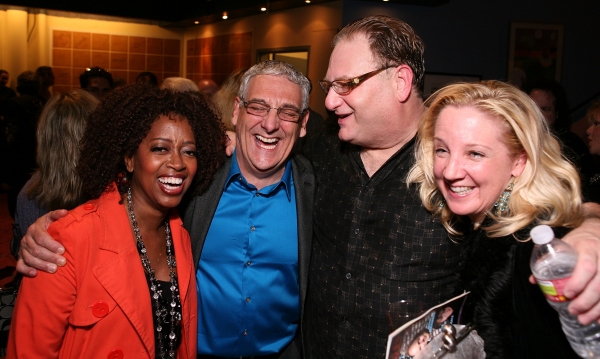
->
xmin=407 ymin=80 xmax=582 ymax=238
xmin=212 ymin=68 xmax=246 ymax=131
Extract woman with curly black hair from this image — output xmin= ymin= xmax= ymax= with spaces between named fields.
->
xmin=8 ymin=84 xmax=226 ymax=359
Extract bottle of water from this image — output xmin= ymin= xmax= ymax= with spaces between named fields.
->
xmin=530 ymin=224 xmax=600 ymax=358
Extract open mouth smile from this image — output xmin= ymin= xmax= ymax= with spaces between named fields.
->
xmin=158 ymin=176 xmax=184 ymax=190
xmin=255 ymin=134 xmax=279 ymax=150
xmin=450 ymin=186 xmax=473 ymax=195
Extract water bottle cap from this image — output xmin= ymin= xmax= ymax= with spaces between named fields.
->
xmin=530 ymin=225 xmax=554 ymax=244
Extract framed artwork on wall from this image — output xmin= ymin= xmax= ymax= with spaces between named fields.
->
xmin=422 ymin=72 xmax=482 ymax=99
xmin=507 ymin=22 xmax=565 ymax=89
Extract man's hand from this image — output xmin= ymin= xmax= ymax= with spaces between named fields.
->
xmin=225 ymin=130 xmax=236 ymax=156
xmin=17 ymin=209 xmax=68 ymax=278
xmin=561 ymin=202 xmax=600 ymax=325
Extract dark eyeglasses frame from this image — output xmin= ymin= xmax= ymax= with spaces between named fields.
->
xmin=319 ymin=65 xmax=396 ymax=95
xmin=240 ymin=99 xmax=305 ymax=123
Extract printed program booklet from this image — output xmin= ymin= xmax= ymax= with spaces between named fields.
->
xmin=385 ymin=292 xmax=473 ymax=359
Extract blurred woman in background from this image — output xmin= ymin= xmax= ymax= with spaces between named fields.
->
xmin=11 ymin=90 xmax=98 ymax=256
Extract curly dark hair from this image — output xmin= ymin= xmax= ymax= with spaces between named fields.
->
xmin=77 ymin=84 xmax=226 ymax=199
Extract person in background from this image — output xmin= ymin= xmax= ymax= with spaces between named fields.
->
xmin=0 ymin=69 xmax=17 ymax=193
xmin=136 ymin=71 xmax=159 ymax=86
xmin=7 ymin=84 xmax=226 ymax=359
xmin=161 ymin=77 xmax=200 ymax=92
xmin=79 ymin=67 xmax=113 ymax=99
xmin=585 ymin=98 xmax=600 ymax=202
xmin=212 ymin=69 xmax=247 ymax=131
xmin=408 ymin=80 xmax=581 ymax=357
xmin=36 ymin=66 xmax=55 ymax=104
xmin=0 ymin=70 xmax=17 ymax=101
xmin=11 ymin=90 xmax=99 ymax=257
xmin=197 ymin=78 xmax=218 ymax=96
xmin=4 ymin=71 xmax=43 ymax=218
xmin=525 ymin=79 xmax=595 ymax=183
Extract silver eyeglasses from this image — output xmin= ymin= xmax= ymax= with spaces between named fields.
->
xmin=241 ymin=99 xmax=305 ymax=123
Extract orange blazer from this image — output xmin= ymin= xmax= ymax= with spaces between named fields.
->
xmin=7 ymin=188 xmax=197 ymax=359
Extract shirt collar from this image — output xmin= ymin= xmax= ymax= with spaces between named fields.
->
xmin=225 ymin=150 xmax=293 ymax=200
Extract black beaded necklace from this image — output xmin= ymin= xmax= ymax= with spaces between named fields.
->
xmin=126 ymin=187 xmax=182 ymax=358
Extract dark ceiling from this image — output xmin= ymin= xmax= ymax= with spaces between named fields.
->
xmin=1 ymin=0 xmax=448 ymax=27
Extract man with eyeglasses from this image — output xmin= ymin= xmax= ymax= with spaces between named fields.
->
xmin=302 ymin=15 xmax=600 ymax=358
xmin=186 ymin=60 xmax=314 ymax=358
xmin=17 ymin=61 xmax=313 ymax=359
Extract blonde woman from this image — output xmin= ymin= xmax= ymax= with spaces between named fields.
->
xmin=408 ymin=80 xmax=582 ymax=358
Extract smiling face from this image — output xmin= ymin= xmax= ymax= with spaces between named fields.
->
xmin=433 ymin=106 xmax=526 ymax=224
xmin=324 ymin=34 xmax=402 ymax=149
xmin=125 ymin=115 xmax=197 ymax=214
xmin=231 ymin=74 xmax=307 ymax=188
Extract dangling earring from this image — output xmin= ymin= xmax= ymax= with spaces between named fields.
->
xmin=117 ymin=171 xmax=131 ymax=193
xmin=494 ymin=179 xmax=514 ymax=216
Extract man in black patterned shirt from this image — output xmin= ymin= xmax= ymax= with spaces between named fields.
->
xmin=304 ymin=15 xmax=600 ymax=358
xmin=303 ymin=15 xmax=461 ymax=358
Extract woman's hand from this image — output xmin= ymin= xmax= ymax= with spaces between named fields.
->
xmin=17 ymin=210 xmax=68 ymax=277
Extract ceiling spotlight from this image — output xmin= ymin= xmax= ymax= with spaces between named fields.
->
xmin=305 ymin=0 xmax=311 ymax=3
xmin=261 ymin=7 xmax=267 ymax=11
xmin=222 ymin=12 xmax=228 ymax=19
xmin=194 ymin=21 xmax=199 ymax=24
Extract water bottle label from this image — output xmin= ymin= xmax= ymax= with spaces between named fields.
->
xmin=535 ymin=277 xmax=570 ymax=302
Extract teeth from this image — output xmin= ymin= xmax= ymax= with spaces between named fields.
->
xmin=159 ymin=177 xmax=183 ymax=185
xmin=256 ymin=135 xmax=278 ymax=149
xmin=256 ymin=135 xmax=278 ymax=143
xmin=450 ymin=186 xmax=473 ymax=194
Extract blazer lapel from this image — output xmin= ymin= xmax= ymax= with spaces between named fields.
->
xmin=92 ymin=193 xmax=155 ymax=356
xmin=183 ymin=158 xmax=232 ymax=269
xmin=292 ymin=155 xmax=315 ymax=311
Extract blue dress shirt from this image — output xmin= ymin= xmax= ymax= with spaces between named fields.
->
xmin=197 ymin=151 xmax=300 ymax=356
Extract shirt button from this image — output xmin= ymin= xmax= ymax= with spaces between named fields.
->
xmin=106 ymin=349 xmax=123 ymax=359
xmin=246 ymin=261 xmax=251 ymax=266
xmin=246 ymin=297 xmax=251 ymax=303
xmin=92 ymin=301 xmax=109 ymax=317
xmin=255 ymin=193 xmax=260 ymax=197
xmin=354 ymin=229 xmax=359 ymax=234
xmin=345 ymin=273 xmax=352 ymax=279
xmin=250 ymin=226 xmax=255 ymax=231
xmin=243 ymin=330 xmax=248 ymax=336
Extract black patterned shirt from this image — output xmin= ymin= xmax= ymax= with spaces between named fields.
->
xmin=303 ymin=128 xmax=463 ymax=358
